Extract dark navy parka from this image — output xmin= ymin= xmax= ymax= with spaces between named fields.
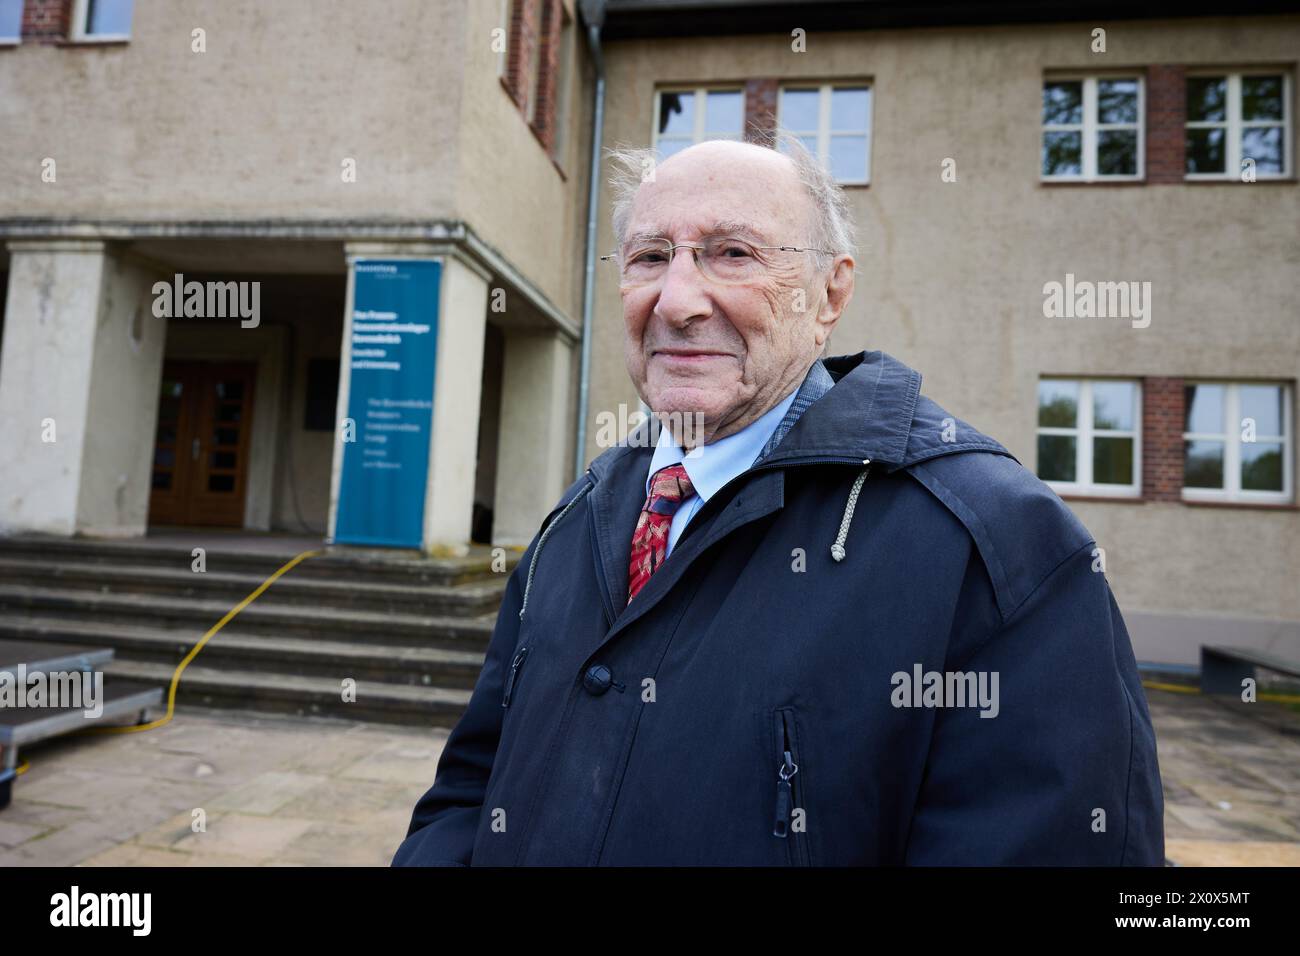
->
xmin=393 ymin=350 xmax=1165 ymax=866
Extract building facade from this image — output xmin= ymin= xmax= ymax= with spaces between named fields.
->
xmin=1 ymin=0 xmax=1297 ymax=666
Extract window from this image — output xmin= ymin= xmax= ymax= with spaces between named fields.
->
xmin=1041 ymin=75 xmax=1143 ymax=180
xmin=778 ymin=84 xmax=871 ymax=184
xmin=1183 ymin=382 xmax=1292 ymax=503
xmin=0 ymin=0 xmax=22 ymax=44
xmin=653 ymin=88 xmax=744 ymax=160
xmin=1186 ymin=72 xmax=1291 ymax=179
xmin=71 ymin=0 xmax=134 ymax=41
xmin=1037 ymin=379 xmax=1141 ymax=496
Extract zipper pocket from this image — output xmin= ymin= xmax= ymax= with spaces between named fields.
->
xmin=501 ymin=646 xmax=528 ymax=708
xmin=770 ymin=707 xmax=810 ymax=865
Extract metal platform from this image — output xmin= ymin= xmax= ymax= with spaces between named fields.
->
xmin=0 ymin=639 xmax=163 ymax=810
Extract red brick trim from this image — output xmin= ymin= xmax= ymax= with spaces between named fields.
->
xmin=1057 ymin=495 xmax=1146 ymax=505
xmin=530 ymin=0 xmax=564 ymax=154
xmin=1142 ymin=376 xmax=1184 ymax=500
xmin=22 ymin=0 xmax=72 ymax=44
xmin=744 ymin=78 xmax=778 ymax=146
xmin=1146 ymin=65 xmax=1185 ymax=185
xmin=504 ymin=0 xmax=540 ymax=112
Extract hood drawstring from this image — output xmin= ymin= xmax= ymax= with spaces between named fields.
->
xmin=519 ymin=476 xmax=594 ymax=621
xmin=830 ymin=462 xmax=871 ymax=563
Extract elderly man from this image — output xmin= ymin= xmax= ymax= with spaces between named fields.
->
xmin=392 ymin=134 xmax=1164 ymax=866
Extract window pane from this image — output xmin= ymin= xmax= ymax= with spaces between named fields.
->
xmin=1093 ymin=381 xmax=1135 ymax=431
xmin=780 ymin=89 xmax=820 ymax=130
xmin=1097 ymin=79 xmax=1138 ymax=124
xmin=1184 ymin=440 xmax=1225 ymax=488
xmin=658 ymin=92 xmax=693 ymax=136
xmin=656 ymin=138 xmax=691 ymax=160
xmin=704 ymin=91 xmax=742 ymax=135
xmin=1038 ymin=435 xmax=1077 ymax=482
xmin=1186 ymin=76 xmax=1227 ymax=122
xmin=1185 ymin=384 xmax=1224 ymax=434
xmin=0 ymin=0 xmax=22 ymax=39
xmin=86 ymin=0 xmax=134 ymax=35
xmin=1185 ymin=128 xmax=1225 ymax=174
xmin=1098 ymin=130 xmax=1138 ymax=175
xmin=1241 ymin=443 xmax=1284 ymax=492
xmin=152 ymin=471 xmax=171 ymax=490
xmin=1242 ymin=75 xmax=1284 ymax=121
xmin=830 ymin=87 xmax=870 ymax=130
xmin=1239 ymin=385 xmax=1284 ymax=437
xmin=1042 ymin=131 xmax=1082 ymax=176
xmin=208 ymin=474 xmax=236 ymax=492
xmin=829 ymin=134 xmax=868 ymax=181
xmin=1039 ymin=380 xmax=1079 ymax=427
xmin=1042 ymin=81 xmax=1082 ymax=125
xmin=1242 ymin=126 xmax=1284 ymax=175
xmin=1093 ymin=436 xmax=1134 ymax=485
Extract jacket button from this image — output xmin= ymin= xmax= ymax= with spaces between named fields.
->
xmin=583 ymin=664 xmax=613 ymax=696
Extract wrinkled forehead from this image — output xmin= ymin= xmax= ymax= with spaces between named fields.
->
xmin=625 ymin=152 xmax=810 ymax=245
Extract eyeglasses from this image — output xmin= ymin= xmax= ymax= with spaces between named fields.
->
xmin=599 ymin=234 xmax=835 ymax=287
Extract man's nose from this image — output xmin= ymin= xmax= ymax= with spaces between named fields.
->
xmin=652 ymin=246 xmax=712 ymax=327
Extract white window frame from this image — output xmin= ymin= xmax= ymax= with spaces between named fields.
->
xmin=777 ymin=83 xmax=872 ymax=185
xmin=1182 ymin=381 xmax=1293 ymax=504
xmin=1037 ymin=378 xmax=1143 ymax=498
xmin=651 ymin=86 xmax=746 ymax=157
xmin=70 ymin=0 xmax=133 ymax=42
xmin=0 ymin=0 xmax=22 ymax=45
xmin=1185 ymin=71 xmax=1293 ymax=181
xmin=1041 ymin=74 xmax=1145 ymax=182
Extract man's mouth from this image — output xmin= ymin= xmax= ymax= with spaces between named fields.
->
xmin=653 ymin=349 xmax=734 ymax=363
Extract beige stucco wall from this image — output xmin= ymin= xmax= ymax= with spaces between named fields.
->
xmin=0 ymin=0 xmax=467 ymax=220
xmin=454 ymin=0 xmax=593 ymax=319
xmin=0 ymin=0 xmax=594 ymax=320
xmin=588 ymin=15 xmax=1300 ymax=647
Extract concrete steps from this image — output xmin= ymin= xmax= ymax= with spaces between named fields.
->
xmin=0 ymin=536 xmax=518 ymax=727
xmin=102 ymin=659 xmax=473 ymax=726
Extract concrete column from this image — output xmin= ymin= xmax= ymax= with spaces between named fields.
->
xmin=0 ymin=241 xmax=166 ymax=537
xmin=493 ymin=328 xmax=575 ymax=547
xmin=424 ymin=255 xmax=489 ymax=556
xmin=329 ymin=243 xmax=488 ymax=557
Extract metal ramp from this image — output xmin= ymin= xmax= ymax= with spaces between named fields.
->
xmin=0 ymin=639 xmax=163 ymax=809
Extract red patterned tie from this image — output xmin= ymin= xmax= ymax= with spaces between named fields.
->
xmin=627 ymin=463 xmax=696 ymax=604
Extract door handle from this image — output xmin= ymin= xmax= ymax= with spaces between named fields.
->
xmin=192 ymin=437 xmax=201 ymax=461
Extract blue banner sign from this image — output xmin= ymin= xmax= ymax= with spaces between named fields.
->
xmin=334 ymin=259 xmax=441 ymax=548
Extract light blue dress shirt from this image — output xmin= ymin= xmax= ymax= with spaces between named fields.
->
xmin=644 ymin=384 xmax=801 ymax=558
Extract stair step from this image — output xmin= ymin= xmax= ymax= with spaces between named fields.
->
xmin=0 ymin=536 xmax=521 ymax=586
xmin=0 ymin=557 xmax=506 ymax=615
xmin=0 ymin=616 xmax=487 ymax=688
xmin=0 ymin=584 xmax=496 ymax=648
xmin=103 ymin=659 xmax=473 ymax=728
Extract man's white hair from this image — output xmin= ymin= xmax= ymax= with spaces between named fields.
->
xmin=605 ymin=127 xmax=858 ymax=272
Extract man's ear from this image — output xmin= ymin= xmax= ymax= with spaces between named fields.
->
xmin=813 ymin=254 xmax=855 ymax=347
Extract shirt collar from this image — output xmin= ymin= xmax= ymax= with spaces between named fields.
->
xmin=645 ymin=379 xmax=802 ymax=502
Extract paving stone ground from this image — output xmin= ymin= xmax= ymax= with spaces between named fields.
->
xmin=1 ymin=687 xmax=1297 ymax=866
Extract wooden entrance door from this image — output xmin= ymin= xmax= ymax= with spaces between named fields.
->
xmin=149 ymin=361 xmax=257 ymax=527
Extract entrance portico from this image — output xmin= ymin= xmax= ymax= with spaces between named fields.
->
xmin=0 ymin=225 xmax=580 ymax=556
